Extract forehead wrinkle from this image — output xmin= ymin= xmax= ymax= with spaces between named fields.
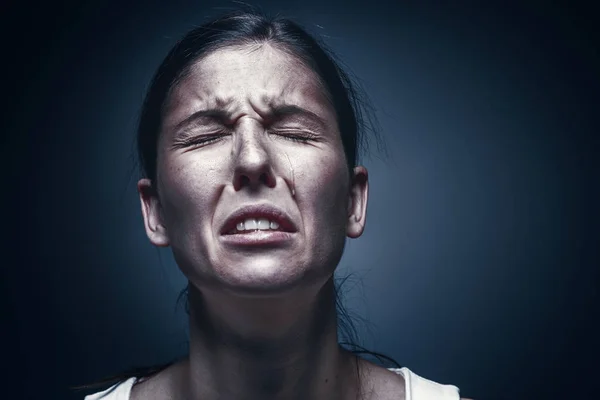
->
xmin=247 ymin=69 xmax=333 ymax=118
xmin=164 ymin=45 xmax=337 ymax=133
xmin=248 ymin=84 xmax=294 ymax=115
xmin=163 ymin=83 xmax=240 ymax=130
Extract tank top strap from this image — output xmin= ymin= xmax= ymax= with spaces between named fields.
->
xmin=389 ymin=367 xmax=461 ymax=400
xmin=84 ymin=377 xmax=137 ymax=400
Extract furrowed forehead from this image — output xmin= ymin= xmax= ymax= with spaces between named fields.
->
xmin=162 ymin=45 xmax=336 ymax=130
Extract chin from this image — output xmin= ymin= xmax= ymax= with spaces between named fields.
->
xmin=226 ymin=266 xmax=306 ymax=296
xmin=210 ymin=258 xmax=326 ymax=297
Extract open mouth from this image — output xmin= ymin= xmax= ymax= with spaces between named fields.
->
xmin=220 ymin=204 xmax=297 ymax=236
xmin=220 ymin=205 xmax=297 ymax=246
xmin=225 ymin=217 xmax=282 ymax=235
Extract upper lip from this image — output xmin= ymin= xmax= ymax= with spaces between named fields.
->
xmin=220 ymin=204 xmax=298 ymax=234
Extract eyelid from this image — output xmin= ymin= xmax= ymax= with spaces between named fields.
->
xmin=172 ymin=131 xmax=230 ymax=149
xmin=269 ymin=126 xmax=319 ymax=135
xmin=269 ymin=119 xmax=321 ymax=131
xmin=175 ymin=123 xmax=231 ymax=138
xmin=270 ymin=129 xmax=318 ymax=142
xmin=182 ymin=120 xmax=227 ymax=134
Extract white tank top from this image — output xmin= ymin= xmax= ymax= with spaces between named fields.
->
xmin=84 ymin=367 xmax=461 ymax=399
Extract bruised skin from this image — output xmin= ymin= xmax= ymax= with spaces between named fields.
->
xmin=136 ymin=44 xmax=409 ymax=400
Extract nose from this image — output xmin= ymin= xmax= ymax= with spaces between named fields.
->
xmin=232 ymin=122 xmax=277 ymax=192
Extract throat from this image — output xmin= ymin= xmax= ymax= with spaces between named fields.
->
xmin=183 ymin=280 xmax=358 ymax=400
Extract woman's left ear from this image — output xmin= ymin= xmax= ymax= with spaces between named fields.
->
xmin=346 ymin=166 xmax=368 ymax=238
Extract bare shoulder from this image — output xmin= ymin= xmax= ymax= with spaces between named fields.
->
xmin=130 ymin=374 xmax=165 ymax=400
xmin=357 ymin=360 xmax=406 ymax=400
xmin=130 ymin=361 xmax=185 ymax=400
xmin=357 ymin=359 xmax=473 ymax=400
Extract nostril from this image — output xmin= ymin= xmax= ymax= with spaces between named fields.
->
xmin=233 ymin=166 xmax=276 ymax=191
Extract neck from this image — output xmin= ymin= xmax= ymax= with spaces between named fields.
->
xmin=182 ymin=278 xmax=359 ymax=400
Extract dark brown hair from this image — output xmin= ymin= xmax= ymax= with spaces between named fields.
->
xmin=74 ymin=7 xmax=397 ymax=395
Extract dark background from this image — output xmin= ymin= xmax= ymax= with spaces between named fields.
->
xmin=3 ymin=1 xmax=598 ymax=399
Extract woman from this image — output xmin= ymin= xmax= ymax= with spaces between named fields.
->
xmin=84 ymin=9 xmax=469 ymax=400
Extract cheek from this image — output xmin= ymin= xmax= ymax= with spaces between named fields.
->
xmin=157 ymin=152 xmax=225 ymax=246
xmin=298 ymin=154 xmax=349 ymax=248
xmin=157 ymin=152 xmax=232 ymax=283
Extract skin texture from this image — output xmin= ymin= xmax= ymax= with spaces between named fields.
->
xmin=135 ymin=43 xmax=407 ymax=399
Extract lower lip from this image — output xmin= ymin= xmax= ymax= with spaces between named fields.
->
xmin=220 ymin=230 xmax=295 ymax=246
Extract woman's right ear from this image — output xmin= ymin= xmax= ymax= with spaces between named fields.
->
xmin=137 ymin=178 xmax=170 ymax=247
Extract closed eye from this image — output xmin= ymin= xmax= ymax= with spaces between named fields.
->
xmin=172 ymin=133 xmax=229 ymax=149
xmin=271 ymin=130 xmax=318 ymax=143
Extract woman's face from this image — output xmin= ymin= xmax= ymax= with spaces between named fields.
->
xmin=138 ymin=44 xmax=368 ymax=296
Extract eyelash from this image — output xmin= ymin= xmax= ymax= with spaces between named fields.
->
xmin=173 ymin=134 xmax=227 ymax=148
xmin=272 ymin=131 xmax=317 ymax=143
xmin=174 ymin=130 xmax=317 ymax=149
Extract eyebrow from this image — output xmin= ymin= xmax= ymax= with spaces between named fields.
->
xmin=269 ymin=104 xmax=327 ymax=130
xmin=173 ymin=104 xmax=328 ymax=134
xmin=173 ymin=108 xmax=231 ymax=132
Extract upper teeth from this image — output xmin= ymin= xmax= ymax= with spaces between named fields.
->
xmin=235 ymin=218 xmax=280 ymax=232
